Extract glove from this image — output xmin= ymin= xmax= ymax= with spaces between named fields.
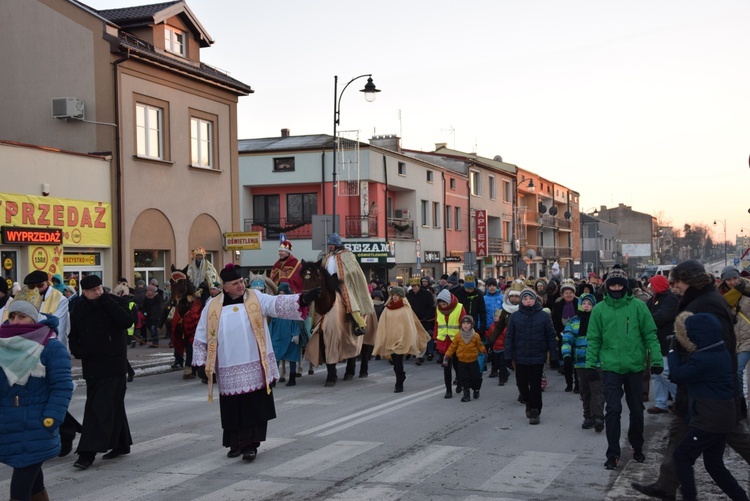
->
xmin=299 ymin=288 xmax=322 ymax=307
xmin=442 ymin=359 xmax=449 ymax=367
xmin=586 ymin=368 xmax=600 ymax=382
xmin=291 ymin=335 xmax=300 ymax=345
xmin=549 ymin=359 xmax=560 ymax=370
xmin=650 ymin=366 xmax=664 ymax=375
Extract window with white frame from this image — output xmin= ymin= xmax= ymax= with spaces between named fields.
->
xmin=165 ymin=26 xmax=186 ymax=56
xmin=421 ymin=200 xmax=429 ymax=226
xmin=470 ymin=170 xmax=481 ymax=196
xmin=136 ymin=103 xmax=162 ymax=159
xmin=446 ymin=205 xmax=452 ymax=229
xmin=432 ymin=202 xmax=440 ymax=228
xmin=190 ymin=117 xmax=213 ymax=168
xmin=426 ymin=170 xmax=434 ymax=183
xmin=503 ymin=180 xmax=511 ymax=202
xmin=398 ymin=162 xmax=406 ymax=176
xmin=489 ymin=175 xmax=496 ymax=200
xmin=455 ymin=207 xmax=461 ymax=230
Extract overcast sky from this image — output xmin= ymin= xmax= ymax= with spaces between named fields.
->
xmin=88 ymin=0 xmax=750 ymax=248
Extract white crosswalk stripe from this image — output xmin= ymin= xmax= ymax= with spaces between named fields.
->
xmin=478 ymin=451 xmax=576 ymax=494
xmin=191 ymin=479 xmax=292 ymax=501
xmin=367 ymin=445 xmax=471 ymax=484
xmin=260 ymin=440 xmax=380 ymax=478
xmin=325 ymin=484 xmax=404 ymax=500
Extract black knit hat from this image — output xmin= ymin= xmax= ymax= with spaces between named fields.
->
xmin=670 ymin=260 xmax=713 ymax=289
xmin=80 ymin=274 xmax=102 ymax=290
xmin=485 ymin=277 xmax=498 ymax=287
xmin=605 ymin=268 xmax=628 ymax=288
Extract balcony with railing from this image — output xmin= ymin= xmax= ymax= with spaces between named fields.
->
xmin=345 ymin=215 xmax=378 ymax=239
xmin=488 ymin=238 xmax=511 ymax=255
xmin=243 ymin=218 xmax=313 ymax=240
xmin=538 ymin=246 xmax=573 ymax=259
xmin=387 ymin=217 xmax=414 ymax=240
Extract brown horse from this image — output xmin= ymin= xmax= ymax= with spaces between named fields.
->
xmin=300 ymin=260 xmax=363 ymax=386
xmin=168 ymin=265 xmax=204 ymax=379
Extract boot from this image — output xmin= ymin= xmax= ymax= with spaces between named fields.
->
xmin=529 ymin=409 xmax=540 ymax=425
xmin=461 ymin=389 xmax=471 ymax=402
xmin=324 ymin=363 xmax=337 ymax=387
xmin=286 ymin=373 xmax=296 ymax=386
xmin=394 ymin=371 xmax=406 ymax=393
xmin=183 ymin=366 xmax=195 ymax=379
xmin=30 ymin=489 xmax=50 ymax=501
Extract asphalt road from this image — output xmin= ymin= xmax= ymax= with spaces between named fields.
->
xmin=2 ymin=351 xmax=748 ymax=500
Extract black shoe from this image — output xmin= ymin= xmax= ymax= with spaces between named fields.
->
xmin=604 ymin=456 xmax=619 ymax=470
xmin=242 ymin=447 xmax=257 ymax=462
xmin=573 ymin=385 xmax=579 ymax=394
xmin=73 ymin=454 xmax=95 ymax=469
xmin=455 ymin=385 xmax=463 ymax=393
xmin=631 ymin=482 xmax=676 ymax=500
xmin=286 ymin=378 xmax=296 ymax=387
xmin=308 ymin=368 xmax=315 ymax=375
xmin=565 ymin=383 xmax=573 ymax=392
xmin=278 ymin=377 xmax=286 ymax=383
xmin=594 ymin=418 xmax=604 ymax=432
xmin=415 ymin=358 xmax=423 ymax=366
xmin=171 ymin=362 xmax=183 ymax=370
xmin=102 ymin=448 xmax=130 ymax=460
xmin=426 ymin=354 xmax=434 ymax=361
xmin=473 ymin=390 xmax=479 ymax=399
xmin=394 ymin=384 xmax=404 ymax=393
xmin=632 ymin=448 xmax=646 ymax=463
xmin=444 ymin=390 xmax=452 ymax=399
xmin=227 ymin=448 xmax=241 ymax=458
xmin=581 ymin=418 xmax=595 ymax=429
xmin=461 ymin=392 xmax=471 ymax=402
xmin=127 ymin=372 xmax=134 ymax=383
xmin=488 ymin=370 xmax=498 ymax=378
xmin=517 ymin=394 xmax=526 ymax=404
xmin=295 ymin=372 xmax=302 ymax=377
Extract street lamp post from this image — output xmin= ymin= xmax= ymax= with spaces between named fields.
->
xmin=713 ymin=218 xmax=727 ymax=266
xmin=331 ymin=74 xmax=381 ymax=236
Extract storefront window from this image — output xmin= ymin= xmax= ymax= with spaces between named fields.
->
xmin=134 ymin=250 xmax=166 ymax=288
xmin=63 ymin=251 xmax=103 ymax=293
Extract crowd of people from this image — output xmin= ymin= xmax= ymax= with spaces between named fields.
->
xmin=1 ymin=251 xmax=749 ymax=500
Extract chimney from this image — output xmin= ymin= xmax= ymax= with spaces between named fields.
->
xmin=435 ymin=142 xmax=448 ymax=151
xmin=369 ymin=134 xmax=401 ymax=153
xmin=281 ymin=128 xmax=290 ymax=138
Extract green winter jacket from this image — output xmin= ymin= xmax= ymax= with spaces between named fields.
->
xmin=585 ymin=291 xmax=662 ymax=374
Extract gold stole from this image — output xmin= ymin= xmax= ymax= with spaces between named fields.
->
xmin=41 ymin=288 xmax=62 ymax=315
xmin=205 ymin=291 xmax=269 ymax=402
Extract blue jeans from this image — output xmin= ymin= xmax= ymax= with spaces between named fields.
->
xmin=651 ymin=355 xmax=677 ymax=410
xmin=602 ymin=371 xmax=644 ymax=460
xmin=738 ymin=351 xmax=750 ymax=397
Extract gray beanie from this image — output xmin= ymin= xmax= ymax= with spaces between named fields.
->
xmin=327 ymin=233 xmax=342 ymax=246
xmin=437 ymin=289 xmax=452 ymax=304
xmin=7 ymin=300 xmax=41 ymax=322
xmin=721 ymin=266 xmax=740 ymax=281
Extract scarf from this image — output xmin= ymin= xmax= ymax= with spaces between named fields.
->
xmin=562 ymin=299 xmax=576 ymax=322
xmin=386 ymin=296 xmax=405 ymax=310
xmin=0 ymin=322 xmax=55 ymax=386
xmin=460 ymin=327 xmax=476 ymax=344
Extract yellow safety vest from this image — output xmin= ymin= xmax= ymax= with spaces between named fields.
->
xmin=127 ymin=301 xmax=136 ymax=337
xmin=436 ymin=306 xmax=462 ymax=341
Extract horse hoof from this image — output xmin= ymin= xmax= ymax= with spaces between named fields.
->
xmin=343 ymin=374 xmax=354 ymax=381
xmin=308 ymin=369 xmax=314 ymax=375
xmin=324 ymin=380 xmax=336 ymax=387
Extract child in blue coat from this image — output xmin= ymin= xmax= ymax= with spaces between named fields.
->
xmin=0 ymin=297 xmax=74 ymax=501
xmin=669 ymin=312 xmax=749 ymax=501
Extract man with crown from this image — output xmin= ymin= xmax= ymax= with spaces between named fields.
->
xmin=187 ymin=247 xmax=220 ymax=297
xmin=270 ymin=239 xmax=304 ymax=294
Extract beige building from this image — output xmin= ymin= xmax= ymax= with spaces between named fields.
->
xmin=0 ymin=0 xmax=252 ymax=286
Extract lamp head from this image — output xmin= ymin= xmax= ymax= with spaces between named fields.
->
xmin=360 ymin=77 xmax=381 ymax=102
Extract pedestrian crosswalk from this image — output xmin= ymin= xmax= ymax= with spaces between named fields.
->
xmin=0 ymin=432 xmax=588 ymax=500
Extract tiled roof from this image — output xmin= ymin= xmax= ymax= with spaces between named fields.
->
xmin=118 ymin=32 xmax=253 ymax=95
xmin=402 ymin=151 xmax=468 ymax=175
xmin=238 ymin=135 xmax=335 ymax=152
xmin=97 ymin=1 xmax=181 ymax=25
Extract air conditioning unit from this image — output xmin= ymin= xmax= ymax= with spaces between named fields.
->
xmin=394 ymin=209 xmax=410 ymax=219
xmin=52 ymin=97 xmax=84 ymax=120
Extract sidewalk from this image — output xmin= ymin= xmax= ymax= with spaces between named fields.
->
xmin=70 ymin=339 xmax=175 ymax=381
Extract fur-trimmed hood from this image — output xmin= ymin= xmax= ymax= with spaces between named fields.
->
xmin=673 ymin=311 xmax=725 ymax=353
xmin=669 ymin=260 xmax=713 ymax=290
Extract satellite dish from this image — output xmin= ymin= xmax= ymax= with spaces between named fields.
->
xmin=549 ymin=206 xmax=558 ymax=216
xmin=564 ymin=210 xmax=572 ymax=220
xmin=493 ymin=155 xmax=503 ymax=162
xmin=526 ymin=249 xmax=536 ymax=259
xmin=538 ymin=202 xmax=547 ymax=214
